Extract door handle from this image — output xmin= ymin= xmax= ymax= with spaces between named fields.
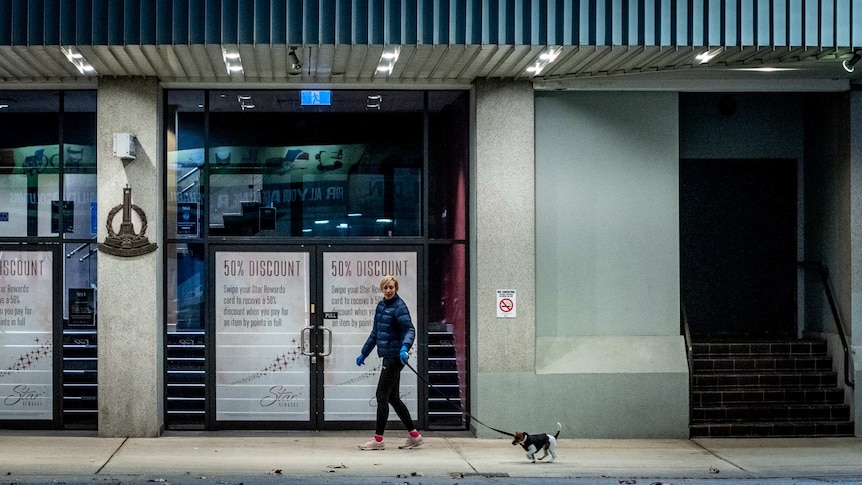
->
xmin=320 ymin=327 xmax=333 ymax=356
xmin=300 ymin=327 xmax=313 ymax=356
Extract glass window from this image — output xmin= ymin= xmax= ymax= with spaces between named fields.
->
xmin=0 ymin=90 xmax=99 ymax=430
xmin=0 ymin=91 xmax=60 ymax=238
xmin=428 ymin=91 xmax=469 ymax=240
xmin=426 ymin=243 xmax=468 ymax=429
xmin=166 ymin=91 xmax=205 ymax=240
xmin=62 ymin=241 xmax=98 ymax=428
xmin=165 ymin=242 xmax=206 ymax=428
xmin=63 ymin=91 xmax=97 ymax=241
xmin=59 ymin=90 xmax=99 ymax=429
xmin=207 ymin=90 xmax=424 ymax=237
xmin=163 ymin=89 xmax=471 ymax=432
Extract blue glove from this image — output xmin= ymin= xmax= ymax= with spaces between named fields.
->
xmin=356 ymin=354 xmax=366 ymax=366
xmin=399 ymin=347 xmax=409 ymax=364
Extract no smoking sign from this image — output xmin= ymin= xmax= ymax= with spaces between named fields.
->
xmin=496 ymin=289 xmax=516 ymax=318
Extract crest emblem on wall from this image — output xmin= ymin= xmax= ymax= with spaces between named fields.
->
xmin=98 ymin=186 xmax=158 ymax=257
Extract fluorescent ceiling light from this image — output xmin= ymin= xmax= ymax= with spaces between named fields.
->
xmin=526 ymin=46 xmax=562 ymax=76
xmin=733 ymin=67 xmax=800 ymax=72
xmin=222 ymin=47 xmax=243 ymax=75
xmin=376 ymin=46 xmax=401 ymax=76
xmin=60 ymin=46 xmax=96 ymax=75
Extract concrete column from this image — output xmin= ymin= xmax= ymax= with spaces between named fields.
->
xmin=472 ymin=80 xmax=535 ymax=436
xmin=851 ymin=91 xmax=862 ymax=437
xmin=96 ymin=78 xmax=164 ymax=437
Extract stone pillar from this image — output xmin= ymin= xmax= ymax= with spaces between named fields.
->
xmin=96 ymin=78 xmax=164 ymax=437
xmin=851 ymin=91 xmax=862 ymax=437
xmin=472 ymin=80 xmax=535 ymax=435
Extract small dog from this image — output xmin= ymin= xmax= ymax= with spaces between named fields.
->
xmin=512 ymin=422 xmax=561 ymax=463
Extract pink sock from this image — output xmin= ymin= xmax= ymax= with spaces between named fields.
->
xmin=409 ymin=430 xmax=419 ymax=438
xmin=374 ymin=434 xmax=384 ymax=442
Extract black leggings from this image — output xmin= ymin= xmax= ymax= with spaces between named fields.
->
xmin=375 ymin=357 xmax=415 ymax=435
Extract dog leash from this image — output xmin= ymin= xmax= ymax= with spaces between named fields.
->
xmin=404 ymin=360 xmax=515 ymax=437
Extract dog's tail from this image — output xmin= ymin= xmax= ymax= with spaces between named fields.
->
xmin=554 ymin=422 xmax=562 ymax=439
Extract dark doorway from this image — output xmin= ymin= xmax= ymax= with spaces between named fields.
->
xmin=680 ymin=159 xmax=797 ymax=338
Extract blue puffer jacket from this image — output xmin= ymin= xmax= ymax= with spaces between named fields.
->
xmin=360 ymin=294 xmax=415 ymax=359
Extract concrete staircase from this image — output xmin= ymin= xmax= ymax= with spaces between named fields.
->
xmin=690 ymin=339 xmax=853 ymax=437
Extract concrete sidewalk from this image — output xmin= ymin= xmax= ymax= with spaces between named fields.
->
xmin=1 ymin=431 xmax=861 ymax=482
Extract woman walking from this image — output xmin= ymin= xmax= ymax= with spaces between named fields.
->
xmin=356 ymin=274 xmax=423 ymax=450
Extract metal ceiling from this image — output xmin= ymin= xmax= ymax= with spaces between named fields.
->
xmin=0 ymin=43 xmax=858 ymax=87
xmin=0 ymin=1 xmax=859 ymax=88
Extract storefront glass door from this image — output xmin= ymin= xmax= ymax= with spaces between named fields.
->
xmin=320 ymin=250 xmax=418 ymax=425
xmin=211 ymin=246 xmax=419 ymax=429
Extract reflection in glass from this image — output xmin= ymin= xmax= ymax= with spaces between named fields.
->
xmin=429 ymin=91 xmax=469 ymax=240
xmin=168 ymin=243 xmax=205 ymax=331
xmin=62 ymin=242 xmax=98 ymax=429
xmin=165 ymin=243 xmax=206 ymax=429
xmin=427 ymin=243 xmax=468 ymax=429
xmin=0 ymin=92 xmax=60 ymax=237
xmin=166 ymin=91 xmax=205 ymax=239
xmin=206 ymin=91 xmax=423 ymax=237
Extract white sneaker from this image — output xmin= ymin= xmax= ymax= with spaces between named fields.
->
xmin=399 ymin=434 xmax=423 ymax=449
xmin=359 ymin=438 xmax=384 ymax=451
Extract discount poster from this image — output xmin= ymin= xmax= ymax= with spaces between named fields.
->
xmin=322 ymin=252 xmax=417 ymax=422
xmin=0 ymin=251 xmax=53 ymax=420
xmin=215 ymin=251 xmax=310 ymax=421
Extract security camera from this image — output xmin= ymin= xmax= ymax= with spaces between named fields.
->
xmin=289 ymin=48 xmax=302 ymax=75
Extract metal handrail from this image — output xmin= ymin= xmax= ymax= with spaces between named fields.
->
xmin=681 ymin=302 xmax=694 ymax=434
xmin=681 ymin=302 xmax=693 ymax=369
xmin=798 ymin=261 xmax=855 ymax=388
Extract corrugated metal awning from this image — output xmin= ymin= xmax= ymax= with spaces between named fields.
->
xmin=0 ymin=1 xmax=858 ymax=86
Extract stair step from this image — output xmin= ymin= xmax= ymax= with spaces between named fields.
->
xmin=693 ymin=388 xmax=845 ymax=406
xmin=692 ymin=341 xmax=827 ymax=356
xmin=692 ymin=372 xmax=838 ymax=388
xmin=688 ymin=338 xmax=850 ymax=438
xmin=692 ymin=404 xmax=851 ymax=422
xmin=690 ymin=421 xmax=854 ymax=438
xmin=693 ymin=356 xmax=833 ymax=372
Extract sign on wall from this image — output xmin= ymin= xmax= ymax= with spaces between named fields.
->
xmin=322 ymin=252 xmax=418 ymax=421
xmin=0 ymin=251 xmax=53 ymax=420
xmin=496 ymin=289 xmax=517 ymax=318
xmin=215 ymin=251 xmax=310 ymax=421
